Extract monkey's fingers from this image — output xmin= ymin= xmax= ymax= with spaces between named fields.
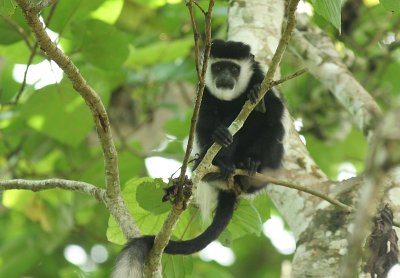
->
xmin=212 ymin=126 xmax=233 ymax=147
xmin=219 ymin=164 xmax=235 ymax=180
xmin=248 ymin=84 xmax=261 ymax=103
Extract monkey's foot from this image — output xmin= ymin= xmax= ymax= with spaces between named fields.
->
xmin=214 ymin=160 xmax=235 ymax=180
xmin=237 ymin=158 xmax=261 ymax=176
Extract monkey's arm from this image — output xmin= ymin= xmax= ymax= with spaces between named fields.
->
xmin=247 ymin=65 xmax=267 ymax=112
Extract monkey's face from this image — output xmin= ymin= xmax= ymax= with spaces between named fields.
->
xmin=205 ymin=58 xmax=253 ymax=101
xmin=211 ymin=61 xmax=240 ymax=90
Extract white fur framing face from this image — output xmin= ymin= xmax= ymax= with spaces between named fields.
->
xmin=205 ymin=57 xmax=254 ymax=101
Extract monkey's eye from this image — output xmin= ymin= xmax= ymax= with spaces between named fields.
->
xmin=231 ymin=66 xmax=240 ymax=75
xmin=214 ymin=65 xmax=221 ymax=72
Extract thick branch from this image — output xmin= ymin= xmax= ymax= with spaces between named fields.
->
xmin=0 ymin=179 xmax=106 ymax=201
xmin=290 ymin=22 xmax=382 ymax=140
xmin=15 ymin=0 xmax=139 ymax=238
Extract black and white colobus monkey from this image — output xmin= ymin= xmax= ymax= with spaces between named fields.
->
xmin=112 ymin=39 xmax=285 ymax=278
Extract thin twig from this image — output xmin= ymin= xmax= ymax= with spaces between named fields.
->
xmin=13 ymin=43 xmax=38 ymax=104
xmin=145 ymin=1 xmax=216 ymax=276
xmin=186 ymin=0 xmax=201 ymax=81
xmin=271 ymin=68 xmax=307 ymax=87
xmin=233 ymin=168 xmax=353 ymax=213
xmin=193 ymin=0 xmax=207 ymax=15
xmin=177 ymin=1 xmax=214 ymax=191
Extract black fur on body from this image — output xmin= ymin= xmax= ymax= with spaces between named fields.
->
xmin=196 ymin=39 xmax=285 ymax=194
xmin=112 ymin=40 xmax=285 ymax=278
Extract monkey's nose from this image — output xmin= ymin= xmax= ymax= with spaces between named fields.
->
xmin=216 ymin=78 xmax=234 ymax=89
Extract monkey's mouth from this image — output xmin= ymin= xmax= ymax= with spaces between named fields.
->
xmin=216 ymin=80 xmax=234 ymax=90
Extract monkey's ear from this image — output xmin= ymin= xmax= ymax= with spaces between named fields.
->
xmin=250 ymin=54 xmax=255 ymax=60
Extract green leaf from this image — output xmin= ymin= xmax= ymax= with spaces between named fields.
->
xmin=218 ymin=228 xmax=233 ymax=247
xmin=0 ymin=62 xmax=20 ymax=102
xmin=43 ymin=0 xmax=104 ymax=33
xmin=165 ymin=111 xmax=191 ymax=139
xmin=162 ymin=255 xmax=193 ymax=278
xmin=161 ymin=139 xmax=185 ymax=156
xmin=171 ymin=206 xmax=203 ymax=240
xmin=0 ymin=0 xmax=16 ymax=16
xmin=118 ymin=148 xmax=146 ymax=184
xmin=380 ymin=0 xmax=400 ymax=12
xmin=312 ymin=0 xmax=341 ymax=32
xmin=90 ymin=0 xmax=124 ymax=24
xmin=107 ymin=177 xmax=170 ymax=244
xmin=125 ymin=38 xmax=193 ymax=69
xmin=136 ymin=178 xmax=170 ymax=215
xmin=252 ymin=194 xmax=271 ymax=222
xmin=191 ymin=259 xmax=234 ymax=278
xmin=71 ymin=19 xmax=129 ymax=70
xmin=0 ymin=238 xmax=40 ymax=277
xmin=0 ymin=8 xmax=30 ymax=45
xmin=79 ymin=65 xmax=125 ymax=105
xmin=306 ymin=129 xmax=367 ymax=179
xmin=227 ymin=199 xmax=263 ymax=240
xmin=20 ymin=82 xmax=93 ymax=147
xmin=107 ymin=215 xmax=126 ymax=245
xmin=0 ymin=41 xmax=36 ymax=63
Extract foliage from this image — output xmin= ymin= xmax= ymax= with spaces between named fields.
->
xmin=0 ymin=0 xmax=400 ymax=277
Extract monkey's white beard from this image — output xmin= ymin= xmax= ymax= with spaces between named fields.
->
xmin=208 ymin=87 xmax=242 ymax=101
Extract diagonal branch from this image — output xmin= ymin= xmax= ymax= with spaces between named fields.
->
xmin=15 ymin=0 xmax=139 ymax=238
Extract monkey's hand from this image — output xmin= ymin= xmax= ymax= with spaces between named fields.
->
xmin=237 ymin=157 xmax=261 ymax=176
xmin=248 ymin=84 xmax=261 ymax=103
xmin=214 ymin=159 xmax=236 ymax=180
xmin=212 ymin=126 xmax=233 ymax=147
xmin=248 ymin=84 xmax=266 ymax=113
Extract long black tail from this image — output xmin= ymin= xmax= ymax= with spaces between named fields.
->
xmin=112 ymin=190 xmax=236 ymax=278
xmin=165 ymin=190 xmax=236 ymax=254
